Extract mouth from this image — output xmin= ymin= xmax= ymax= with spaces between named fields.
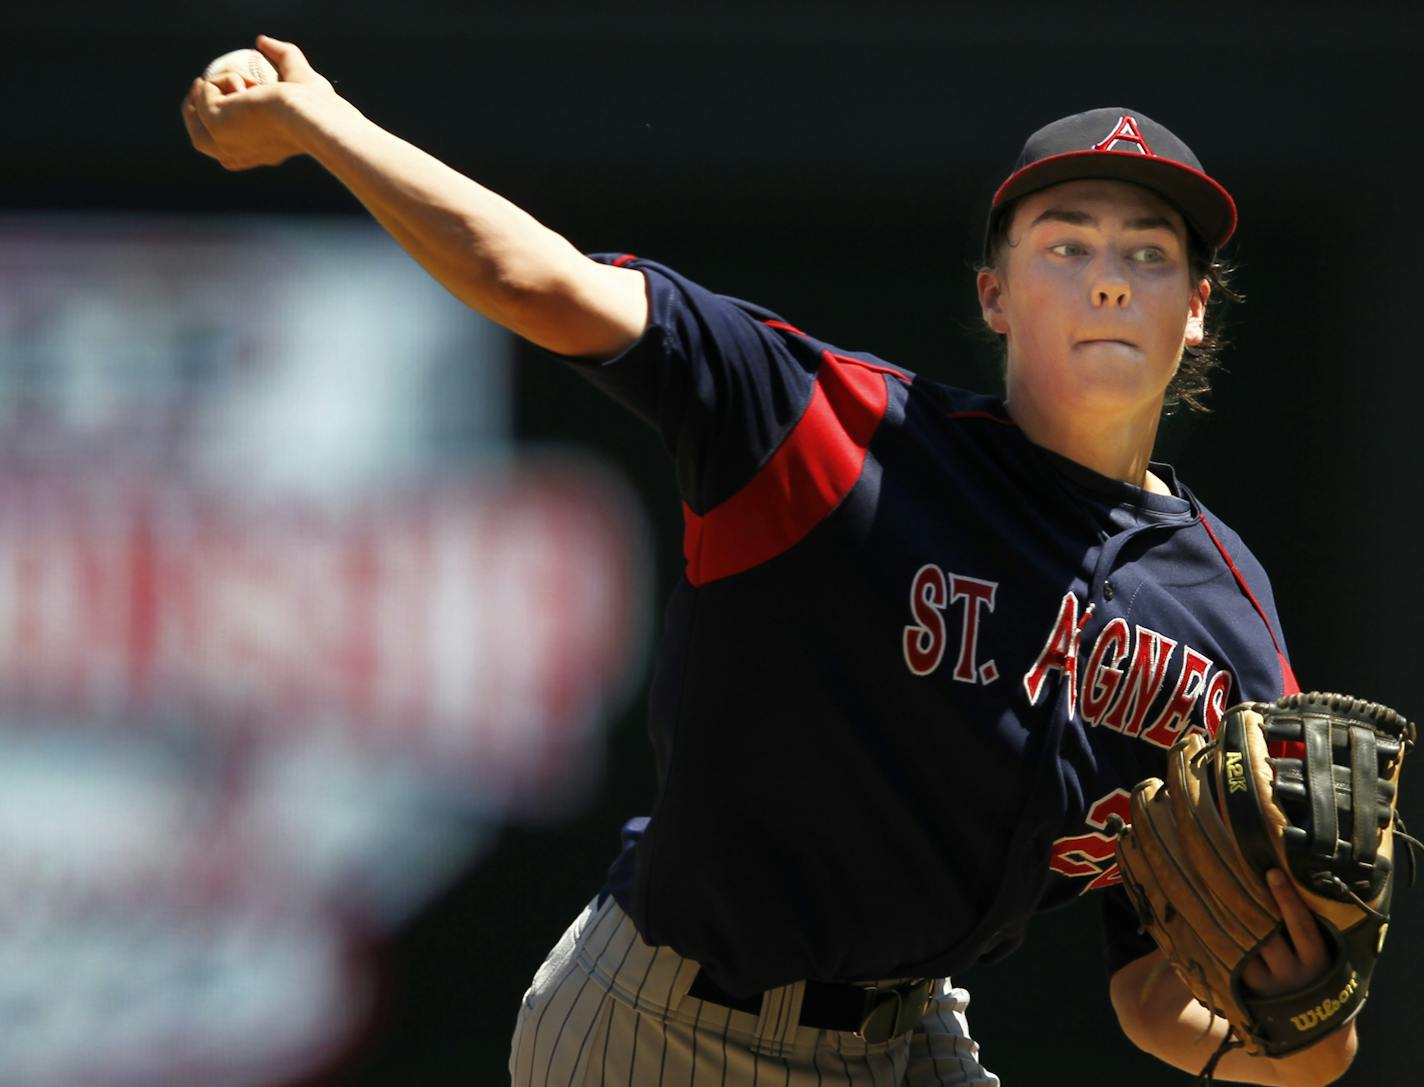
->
xmin=1075 ymin=338 xmax=1139 ymax=350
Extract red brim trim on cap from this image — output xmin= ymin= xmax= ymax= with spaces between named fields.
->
xmin=991 ymin=149 xmax=1237 ymax=249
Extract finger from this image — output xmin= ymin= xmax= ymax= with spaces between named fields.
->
xmin=256 ymin=34 xmax=314 ymax=81
xmin=181 ymin=81 xmax=220 ymax=158
xmin=1268 ymin=869 xmax=1330 ymax=973
xmin=207 ymin=71 xmax=248 ymax=97
xmin=1252 ymin=929 xmax=1297 ymax=980
xmin=184 ymin=76 xmax=209 ymax=114
xmin=200 ymin=78 xmax=227 ymax=112
xmin=1241 ymin=953 xmax=1270 ymax=993
xmin=182 ymin=102 xmax=220 ymax=158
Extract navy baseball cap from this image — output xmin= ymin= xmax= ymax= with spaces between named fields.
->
xmin=986 ymin=107 xmax=1237 ymax=259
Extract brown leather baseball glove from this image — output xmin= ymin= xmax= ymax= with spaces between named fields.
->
xmin=1114 ymin=692 xmax=1416 ymax=1076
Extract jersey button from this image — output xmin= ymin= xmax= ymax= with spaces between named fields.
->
xmin=1103 ymin=579 xmax=1115 ymax=601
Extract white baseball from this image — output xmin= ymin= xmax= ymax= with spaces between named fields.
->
xmin=203 ymin=48 xmax=279 ymax=87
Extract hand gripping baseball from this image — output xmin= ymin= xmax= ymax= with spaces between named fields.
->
xmin=1113 ymin=692 xmax=1417 ymax=1078
xmin=182 ymin=36 xmax=337 ymax=171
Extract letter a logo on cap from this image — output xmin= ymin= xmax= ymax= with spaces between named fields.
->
xmin=1093 ymin=115 xmax=1153 ymax=156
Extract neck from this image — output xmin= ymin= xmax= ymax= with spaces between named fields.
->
xmin=1005 ymin=384 xmax=1167 ymax=493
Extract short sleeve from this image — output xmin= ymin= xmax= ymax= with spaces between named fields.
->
xmin=562 ymin=255 xmax=822 ymax=514
xmin=1101 ymin=885 xmax=1157 ymax=977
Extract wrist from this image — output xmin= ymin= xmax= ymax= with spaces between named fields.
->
xmin=277 ymin=83 xmax=359 ymax=159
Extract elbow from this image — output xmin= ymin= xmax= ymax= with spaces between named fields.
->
xmin=458 ymin=244 xmax=553 ymax=324
xmin=445 ymin=258 xmax=582 ymax=351
xmin=482 ymin=257 xmax=557 ymax=313
xmin=422 ymin=217 xmax=555 ymax=323
xmin=493 ymin=260 xmax=648 ymax=361
xmin=436 ymin=226 xmax=646 ymax=358
xmin=493 ymin=286 xmax=625 ymax=359
xmin=1111 ymin=991 xmax=1173 ymax=1067
xmin=1108 ymin=954 xmax=1172 ymax=1061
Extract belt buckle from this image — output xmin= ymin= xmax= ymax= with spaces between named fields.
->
xmin=852 ymin=979 xmax=933 ymax=1044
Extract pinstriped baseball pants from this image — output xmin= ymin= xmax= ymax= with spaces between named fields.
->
xmin=510 ymin=894 xmax=999 ymax=1086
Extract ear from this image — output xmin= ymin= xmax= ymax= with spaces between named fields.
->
xmin=977 ymin=268 xmax=1011 ymax=335
xmin=1184 ymin=277 xmax=1210 ymax=347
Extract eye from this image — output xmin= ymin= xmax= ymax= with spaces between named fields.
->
xmin=1129 ymin=246 xmax=1166 ymax=263
xmin=1049 ymin=242 xmax=1087 ymax=258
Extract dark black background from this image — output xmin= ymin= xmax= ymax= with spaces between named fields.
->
xmin=7 ymin=3 xmax=1423 ymax=1083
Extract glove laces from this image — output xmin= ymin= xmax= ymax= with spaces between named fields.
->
xmin=1195 ymin=1031 xmax=1243 ymax=1085
xmin=1394 ymin=814 xmax=1422 ymax=888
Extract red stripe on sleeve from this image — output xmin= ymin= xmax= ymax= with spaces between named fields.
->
xmin=682 ymin=351 xmax=889 ymax=587
xmin=612 ymin=254 xmax=638 ymax=267
xmin=763 ymin=319 xmax=807 ymax=336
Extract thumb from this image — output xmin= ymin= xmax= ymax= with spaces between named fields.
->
xmin=255 ymin=35 xmax=317 ymax=82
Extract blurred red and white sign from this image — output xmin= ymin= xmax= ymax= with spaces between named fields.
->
xmin=0 ymin=469 xmax=645 ymax=808
xmin=0 ymin=215 xmax=651 ymax=1084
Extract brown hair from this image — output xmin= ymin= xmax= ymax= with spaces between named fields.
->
xmin=980 ymin=204 xmax=1241 ymax=414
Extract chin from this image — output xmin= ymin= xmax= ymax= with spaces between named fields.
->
xmin=1056 ymin=371 xmax=1168 ymax=419
xmin=1008 ymin=349 xmax=1171 ymax=417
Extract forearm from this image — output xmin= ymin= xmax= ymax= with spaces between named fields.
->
xmin=277 ymin=86 xmax=642 ymax=357
xmin=1113 ymin=953 xmax=1357 ymax=1086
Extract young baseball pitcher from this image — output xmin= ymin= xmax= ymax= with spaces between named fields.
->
xmin=184 ymin=36 xmax=1412 ymax=1086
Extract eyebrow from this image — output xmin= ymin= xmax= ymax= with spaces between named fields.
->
xmin=1028 ymin=209 xmax=1178 ymax=233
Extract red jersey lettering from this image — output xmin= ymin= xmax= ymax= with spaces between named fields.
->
xmin=1100 ymin=626 xmax=1177 ymax=737
xmin=1048 ymin=789 xmax=1133 ymax=893
xmin=950 ymin=574 xmax=998 ymax=685
xmin=1080 ymin=616 xmax=1130 ymax=726
xmin=1023 ymin=592 xmax=1093 ymax=715
xmin=1141 ymin=646 xmax=1213 ymax=748
xmin=903 ymin=564 xmax=947 ymax=676
xmin=1204 ymin=668 xmax=1234 ymax=734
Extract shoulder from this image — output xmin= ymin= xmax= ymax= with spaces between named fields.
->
xmin=590 ymin=252 xmax=934 ymax=382
xmin=925 ymin=384 xmax=1016 ymax=425
xmin=588 ymin=253 xmax=792 ymax=332
xmin=1182 ymin=489 xmax=1274 ymax=580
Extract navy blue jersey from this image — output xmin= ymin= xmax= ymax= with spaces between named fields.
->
xmin=568 ymin=255 xmax=1296 ymax=998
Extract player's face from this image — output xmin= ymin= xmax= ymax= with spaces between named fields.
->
xmin=977 ymin=180 xmax=1208 ymax=422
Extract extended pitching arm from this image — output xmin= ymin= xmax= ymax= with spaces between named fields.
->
xmin=181 ymin=36 xmax=648 ymax=361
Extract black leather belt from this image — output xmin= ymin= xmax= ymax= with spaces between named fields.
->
xmin=687 ymin=970 xmax=935 ymax=1044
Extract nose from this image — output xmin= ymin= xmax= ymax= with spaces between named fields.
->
xmin=1091 ymin=260 xmax=1131 ymax=308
